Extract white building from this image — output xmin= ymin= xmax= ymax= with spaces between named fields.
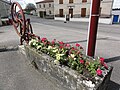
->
xmin=36 ymin=0 xmax=54 ymax=18
xmin=0 ymin=0 xmax=10 ymax=25
xmin=0 ymin=0 xmax=10 ymax=18
xmin=112 ymin=0 xmax=120 ymax=23
xmin=54 ymin=0 xmax=113 ymax=24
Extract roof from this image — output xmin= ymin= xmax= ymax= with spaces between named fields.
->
xmin=36 ymin=0 xmax=53 ymax=4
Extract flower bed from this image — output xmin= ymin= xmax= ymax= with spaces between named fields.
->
xmin=24 ymin=38 xmax=113 ymax=90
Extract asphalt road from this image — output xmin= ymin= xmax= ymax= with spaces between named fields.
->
xmin=0 ymin=15 xmax=120 ymax=90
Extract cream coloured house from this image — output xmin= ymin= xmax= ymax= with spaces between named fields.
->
xmin=0 ymin=0 xmax=10 ymax=25
xmin=54 ymin=0 xmax=113 ymax=24
xmin=54 ymin=0 xmax=113 ymax=17
xmin=36 ymin=0 xmax=54 ymax=18
xmin=0 ymin=0 xmax=10 ymax=18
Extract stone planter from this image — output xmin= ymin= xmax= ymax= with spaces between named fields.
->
xmin=24 ymin=45 xmax=113 ymax=90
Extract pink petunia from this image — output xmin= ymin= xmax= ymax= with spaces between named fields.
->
xmin=100 ymin=57 xmax=104 ymax=65
xmin=96 ymin=69 xmax=102 ymax=76
xmin=79 ymin=60 xmax=84 ymax=64
xmin=41 ymin=38 xmax=47 ymax=42
xmin=59 ymin=41 xmax=64 ymax=45
xmin=76 ymin=43 xmax=80 ymax=47
xmin=59 ymin=46 xmax=64 ymax=49
xmin=65 ymin=44 xmax=70 ymax=47
xmin=103 ymin=63 xmax=108 ymax=69
xmin=52 ymin=40 xmax=55 ymax=45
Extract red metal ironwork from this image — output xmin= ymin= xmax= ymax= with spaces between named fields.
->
xmin=11 ymin=2 xmax=40 ymax=45
xmin=86 ymin=0 xmax=101 ymax=57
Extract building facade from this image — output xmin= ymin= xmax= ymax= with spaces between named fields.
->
xmin=0 ymin=0 xmax=10 ymax=25
xmin=54 ymin=0 xmax=113 ymax=18
xmin=0 ymin=0 xmax=10 ymax=18
xmin=36 ymin=0 xmax=54 ymax=18
xmin=112 ymin=0 xmax=120 ymax=23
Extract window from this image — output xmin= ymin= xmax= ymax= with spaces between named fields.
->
xmin=82 ymin=0 xmax=87 ymax=3
xmin=69 ymin=0 xmax=73 ymax=3
xmin=59 ymin=0 xmax=63 ymax=4
xmin=39 ymin=4 xmax=41 ymax=8
xmin=49 ymin=10 xmax=51 ymax=14
xmin=81 ymin=8 xmax=86 ymax=17
xmin=49 ymin=4 xmax=51 ymax=7
xmin=59 ymin=9 xmax=63 ymax=17
xmin=43 ymin=4 xmax=45 ymax=8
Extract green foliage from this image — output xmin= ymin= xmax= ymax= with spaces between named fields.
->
xmin=25 ymin=3 xmax=36 ymax=12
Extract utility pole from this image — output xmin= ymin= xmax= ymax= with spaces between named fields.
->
xmin=86 ymin=0 xmax=101 ymax=57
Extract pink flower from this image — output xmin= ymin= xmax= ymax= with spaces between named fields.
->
xmin=80 ymin=60 xmax=84 ymax=64
xmin=59 ymin=41 xmax=64 ymax=45
xmin=76 ymin=43 xmax=80 ymax=47
xmin=100 ymin=57 xmax=104 ymax=65
xmin=96 ymin=69 xmax=102 ymax=76
xmin=41 ymin=38 xmax=47 ymax=42
xmin=59 ymin=46 xmax=64 ymax=49
xmin=71 ymin=47 xmax=75 ymax=50
xmin=52 ymin=39 xmax=56 ymax=45
xmin=103 ymin=63 xmax=108 ymax=69
xmin=65 ymin=44 xmax=70 ymax=47
xmin=52 ymin=39 xmax=55 ymax=45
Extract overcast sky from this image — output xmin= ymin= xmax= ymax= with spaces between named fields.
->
xmin=9 ymin=0 xmax=43 ymax=9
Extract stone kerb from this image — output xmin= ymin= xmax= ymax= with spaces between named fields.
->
xmin=23 ymin=45 xmax=113 ymax=90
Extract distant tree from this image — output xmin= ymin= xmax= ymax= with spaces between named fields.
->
xmin=25 ymin=3 xmax=36 ymax=13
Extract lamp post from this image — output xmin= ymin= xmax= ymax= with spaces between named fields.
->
xmin=86 ymin=0 xmax=101 ymax=57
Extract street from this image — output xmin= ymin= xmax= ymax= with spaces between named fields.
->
xmin=0 ymin=15 xmax=120 ymax=90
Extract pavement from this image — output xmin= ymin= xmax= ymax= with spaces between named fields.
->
xmin=0 ymin=20 xmax=120 ymax=90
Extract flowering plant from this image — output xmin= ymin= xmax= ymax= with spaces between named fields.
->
xmin=29 ymin=38 xmax=108 ymax=78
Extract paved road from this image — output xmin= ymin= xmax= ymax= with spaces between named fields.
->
xmin=0 ymin=26 xmax=66 ymax=90
xmin=0 ymin=16 xmax=120 ymax=90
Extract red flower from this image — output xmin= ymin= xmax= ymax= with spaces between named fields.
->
xmin=71 ymin=47 xmax=75 ymax=50
xmin=59 ymin=41 xmax=64 ymax=45
xmin=41 ymin=38 xmax=47 ymax=42
xmin=96 ymin=69 xmax=102 ymax=76
xmin=103 ymin=63 xmax=108 ymax=69
xmin=80 ymin=60 xmax=84 ymax=64
xmin=65 ymin=44 xmax=70 ymax=47
xmin=52 ymin=39 xmax=55 ymax=45
xmin=100 ymin=57 xmax=104 ymax=65
xmin=76 ymin=43 xmax=80 ymax=47
xmin=59 ymin=46 xmax=64 ymax=49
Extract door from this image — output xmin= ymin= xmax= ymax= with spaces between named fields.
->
xmin=81 ymin=8 xmax=86 ymax=17
xmin=59 ymin=9 xmax=63 ymax=17
xmin=113 ymin=15 xmax=119 ymax=23
xmin=69 ymin=8 xmax=73 ymax=18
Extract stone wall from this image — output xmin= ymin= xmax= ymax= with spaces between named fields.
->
xmin=23 ymin=45 xmax=113 ymax=90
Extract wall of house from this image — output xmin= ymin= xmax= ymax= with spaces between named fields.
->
xmin=0 ymin=1 xmax=10 ymax=18
xmin=36 ymin=2 xmax=54 ymax=18
xmin=54 ymin=0 xmax=113 ymax=18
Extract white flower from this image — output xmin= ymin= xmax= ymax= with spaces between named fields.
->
xmin=56 ymin=54 xmax=64 ymax=60
xmin=37 ymin=45 xmax=42 ymax=50
xmin=52 ymin=49 xmax=58 ymax=53
xmin=70 ymin=54 xmax=75 ymax=58
xmin=48 ymin=46 xmax=52 ymax=50
xmin=29 ymin=39 xmax=37 ymax=46
xmin=54 ymin=60 xmax=60 ymax=65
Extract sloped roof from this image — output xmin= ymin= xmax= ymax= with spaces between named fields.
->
xmin=36 ymin=0 xmax=53 ymax=4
